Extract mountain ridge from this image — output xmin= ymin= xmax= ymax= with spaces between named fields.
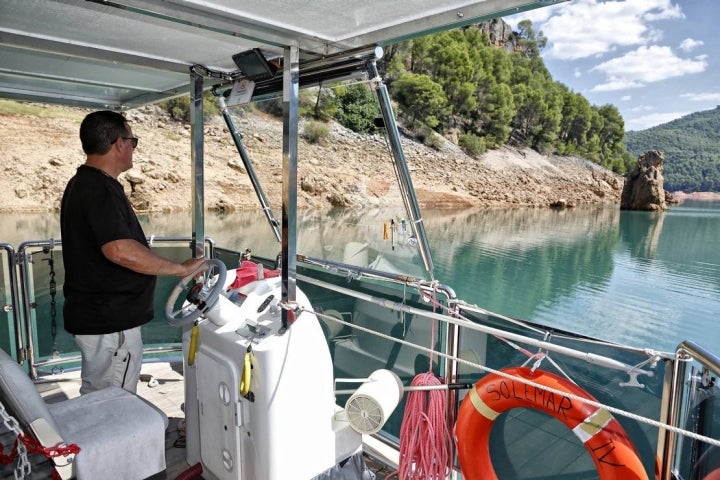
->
xmin=624 ymin=106 xmax=720 ymax=192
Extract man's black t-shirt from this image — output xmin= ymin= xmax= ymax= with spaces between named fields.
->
xmin=61 ymin=165 xmax=156 ymax=335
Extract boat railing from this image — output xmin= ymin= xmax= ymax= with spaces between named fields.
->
xmin=1 ymin=240 xmax=718 ymax=479
xmin=658 ymin=340 xmax=720 ymax=480
xmin=293 ymin=257 xmax=719 ymax=479
xmin=678 ymin=341 xmax=720 ymax=376
xmin=7 ymin=237 xmax=215 ymax=378
xmin=0 ymin=242 xmax=22 ymax=363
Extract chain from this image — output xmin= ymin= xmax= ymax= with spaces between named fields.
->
xmin=15 ymin=444 xmax=29 ymax=480
xmin=0 ymin=399 xmax=80 ymax=479
xmin=22 ymin=438 xmax=80 ymax=458
xmin=42 ymin=245 xmax=59 ymax=359
xmin=0 ymin=400 xmax=31 ymax=479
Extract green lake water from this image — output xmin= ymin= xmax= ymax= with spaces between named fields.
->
xmin=2 ymin=200 xmax=718 ymax=353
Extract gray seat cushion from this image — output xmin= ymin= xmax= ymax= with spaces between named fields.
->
xmin=0 ymin=348 xmax=167 ymax=479
xmin=48 ymin=387 xmax=167 ymax=479
xmin=0 ymin=348 xmax=62 ymax=435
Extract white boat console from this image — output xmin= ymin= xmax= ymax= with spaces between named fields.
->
xmin=168 ymin=260 xmax=362 ymax=480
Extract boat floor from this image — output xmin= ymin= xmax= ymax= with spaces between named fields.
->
xmin=0 ymin=361 xmax=394 ymax=479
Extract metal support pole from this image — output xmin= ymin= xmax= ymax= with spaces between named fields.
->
xmin=280 ymin=43 xmax=299 ymax=331
xmin=2 ymin=245 xmax=24 ymax=365
xmin=190 ymin=71 xmax=205 ymax=259
xmin=366 ymin=60 xmax=435 ymax=279
xmin=217 ymin=96 xmax=281 ymax=243
xmin=658 ymin=349 xmax=690 ymax=479
xmin=443 ymin=309 xmax=461 ymax=449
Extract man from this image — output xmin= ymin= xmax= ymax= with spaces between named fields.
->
xmin=61 ymin=110 xmax=206 ymax=395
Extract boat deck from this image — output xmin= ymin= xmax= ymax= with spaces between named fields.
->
xmin=0 ymin=361 xmax=394 ymax=479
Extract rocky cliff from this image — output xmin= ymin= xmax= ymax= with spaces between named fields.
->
xmin=0 ymin=103 xmax=623 ymax=213
xmin=621 ymin=150 xmax=669 ymax=211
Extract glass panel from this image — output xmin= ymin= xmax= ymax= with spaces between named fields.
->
xmin=25 ymin=239 xmax=212 ymax=372
xmin=676 ymin=364 xmax=720 ymax=480
xmin=294 ymin=259 xmax=668 ymax=479
xmin=0 ymin=246 xmax=17 ymax=357
xmin=296 ymin=262 xmax=443 ymax=444
xmin=26 ymin=245 xmax=72 ymax=361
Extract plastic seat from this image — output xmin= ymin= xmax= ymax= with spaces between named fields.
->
xmin=0 ymin=348 xmax=167 ymax=479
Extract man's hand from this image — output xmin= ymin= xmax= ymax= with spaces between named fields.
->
xmin=178 ymin=257 xmax=207 ymax=278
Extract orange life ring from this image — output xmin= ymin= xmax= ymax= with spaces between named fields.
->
xmin=705 ymin=469 xmax=720 ymax=480
xmin=455 ymin=366 xmax=649 ymax=480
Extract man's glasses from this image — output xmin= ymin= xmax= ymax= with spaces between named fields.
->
xmin=112 ymin=136 xmax=139 ymax=149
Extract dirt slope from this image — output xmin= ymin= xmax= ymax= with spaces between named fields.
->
xmin=0 ymin=103 xmax=623 ymax=213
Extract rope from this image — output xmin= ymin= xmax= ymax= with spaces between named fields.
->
xmin=395 ymin=372 xmax=453 ymax=479
xmin=309 ymin=307 xmax=720 ymax=450
xmin=373 ymin=286 xmax=453 ymax=479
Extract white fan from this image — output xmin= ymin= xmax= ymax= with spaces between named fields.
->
xmin=345 ymin=369 xmax=403 ymax=434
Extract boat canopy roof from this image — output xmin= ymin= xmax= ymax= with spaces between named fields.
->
xmin=0 ymin=0 xmax=565 ymax=110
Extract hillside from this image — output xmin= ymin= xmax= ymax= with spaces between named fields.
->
xmin=0 ymin=101 xmax=625 ymax=213
xmin=624 ymin=106 xmax=720 ymax=192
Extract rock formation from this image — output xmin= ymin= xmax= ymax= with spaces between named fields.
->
xmin=620 ymin=150 xmax=668 ymax=211
xmin=476 ymin=19 xmax=517 ymax=53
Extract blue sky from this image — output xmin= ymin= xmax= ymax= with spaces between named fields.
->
xmin=505 ymin=0 xmax=720 ymax=131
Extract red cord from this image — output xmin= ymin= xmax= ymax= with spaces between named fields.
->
xmin=395 ymin=372 xmax=453 ymax=479
xmin=391 ymin=287 xmax=452 ymax=479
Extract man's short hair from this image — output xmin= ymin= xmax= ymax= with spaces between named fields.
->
xmin=79 ymin=110 xmax=129 ymax=155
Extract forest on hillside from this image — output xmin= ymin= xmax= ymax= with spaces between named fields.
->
xmin=169 ymin=20 xmax=636 ymax=176
xmin=378 ymin=21 xmax=635 ymax=174
xmin=624 ymin=107 xmax=720 ymax=192
xmin=168 ymin=20 xmax=719 ymax=192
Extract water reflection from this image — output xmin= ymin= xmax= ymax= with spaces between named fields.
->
xmin=1 ymin=202 xmax=718 ymax=351
xmin=620 ymin=210 xmax=666 ymax=259
xmin=426 ymin=207 xmax=621 ymax=322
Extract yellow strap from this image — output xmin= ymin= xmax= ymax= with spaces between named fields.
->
xmin=468 ymin=387 xmax=500 ymax=421
xmin=239 ymin=351 xmax=252 ymax=396
xmin=572 ymin=408 xmax=613 ymax=443
xmin=187 ymin=324 xmax=199 ymax=366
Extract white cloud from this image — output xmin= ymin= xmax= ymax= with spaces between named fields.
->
xmin=642 ymin=1 xmax=684 ymax=21
xmin=626 ymin=111 xmax=689 ymax=131
xmin=678 ymin=38 xmax=704 ymax=52
xmin=593 ymin=80 xmax=645 ymax=92
xmin=507 ymin=0 xmax=685 ymax=60
xmin=620 ymin=95 xmax=632 ymax=101
xmin=573 ymin=67 xmax=582 ymax=78
xmin=590 ymin=45 xmax=707 ymax=91
xmin=680 ymin=92 xmax=720 ymax=102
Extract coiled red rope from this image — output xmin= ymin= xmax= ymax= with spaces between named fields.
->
xmin=391 ymin=286 xmax=453 ymax=479
xmin=395 ymin=372 xmax=453 ymax=479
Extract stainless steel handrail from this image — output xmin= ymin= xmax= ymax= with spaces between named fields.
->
xmin=0 ymin=243 xmax=22 ymax=363
xmin=367 ymin=59 xmax=435 ymax=280
xmin=14 ymin=237 xmax=215 ymax=378
xmin=217 ymin=95 xmax=282 ymax=243
xmin=678 ymin=340 xmax=720 ymax=376
xmin=658 ymin=340 xmax=720 ymax=480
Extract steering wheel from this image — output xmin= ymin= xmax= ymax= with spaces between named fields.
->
xmin=164 ymin=258 xmax=227 ymax=328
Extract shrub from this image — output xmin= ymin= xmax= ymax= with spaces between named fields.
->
xmin=297 ymin=88 xmax=340 ymax=121
xmin=253 ymin=97 xmax=284 ymax=117
xmin=459 ymin=132 xmax=486 ymax=157
xmin=160 ymin=93 xmax=219 ymax=121
xmin=423 ymin=131 xmax=445 ymax=150
xmin=335 ymin=83 xmax=379 ymax=133
xmin=302 ymin=120 xmax=330 ymax=144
